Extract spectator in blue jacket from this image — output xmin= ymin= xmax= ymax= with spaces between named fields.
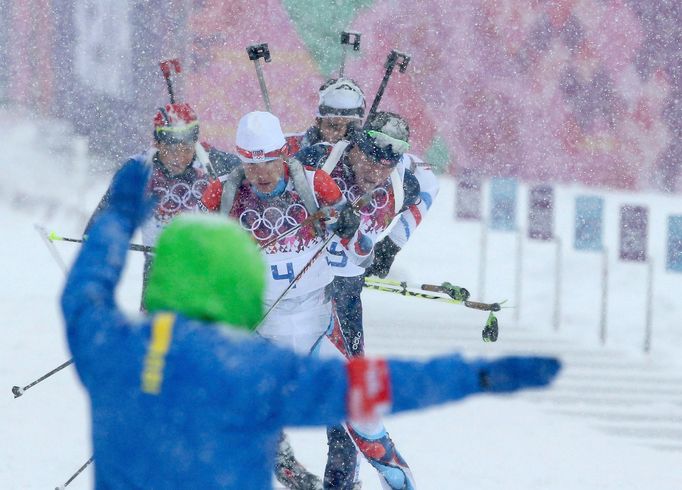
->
xmin=60 ymin=160 xmax=561 ymax=489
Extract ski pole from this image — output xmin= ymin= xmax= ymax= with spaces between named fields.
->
xmin=55 ymin=456 xmax=93 ymax=490
xmin=12 ymin=359 xmax=74 ymax=398
xmin=246 ymin=43 xmax=273 ymax=112
xmin=364 ymin=277 xmax=504 ymax=312
xmin=482 ymin=311 xmax=499 ymax=343
xmin=363 ymin=279 xmax=467 ymax=305
xmin=339 ymin=31 xmax=361 ymax=77
xmin=421 ymin=283 xmax=503 ymax=312
xmin=35 ymin=224 xmax=68 ymax=275
xmin=365 ymin=50 xmax=410 ymax=124
xmin=259 ymin=189 xmax=374 ymax=249
xmin=159 ymin=58 xmax=182 ymax=104
xmin=159 ymin=58 xmax=218 ymax=178
xmin=363 ymin=278 xmax=502 ymax=342
xmin=48 ymin=232 xmax=154 ymax=253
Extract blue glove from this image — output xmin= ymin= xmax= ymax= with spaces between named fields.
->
xmin=108 ymin=160 xmax=154 ymax=226
xmin=476 ymin=356 xmax=560 ymax=393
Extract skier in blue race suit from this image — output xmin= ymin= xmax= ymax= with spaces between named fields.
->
xmin=61 ymin=159 xmax=561 ymax=489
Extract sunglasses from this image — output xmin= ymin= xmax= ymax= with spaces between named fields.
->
xmin=356 ymin=133 xmax=402 ymax=168
xmin=366 ymin=130 xmax=410 ymax=154
xmin=319 ymin=119 xmax=349 ymax=131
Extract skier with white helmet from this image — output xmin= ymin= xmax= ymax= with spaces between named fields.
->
xmin=202 ymin=110 xmax=370 ymax=488
xmin=285 ymin=78 xmax=366 ymax=155
xmin=210 ymin=111 xmax=366 ymax=353
xmin=85 ymin=102 xmax=240 ymax=302
xmin=290 ymin=111 xmax=447 ymax=490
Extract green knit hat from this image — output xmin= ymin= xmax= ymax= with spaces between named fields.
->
xmin=144 ymin=215 xmax=265 ymax=330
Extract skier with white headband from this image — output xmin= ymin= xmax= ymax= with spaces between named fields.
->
xmin=285 ymin=78 xmax=366 ymax=155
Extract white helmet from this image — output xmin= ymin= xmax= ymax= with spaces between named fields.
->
xmin=317 ymin=78 xmax=365 ymax=120
xmin=235 ymin=111 xmax=287 ymax=163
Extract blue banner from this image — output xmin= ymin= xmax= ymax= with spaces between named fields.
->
xmin=528 ymin=184 xmax=554 ymax=240
xmin=455 ymin=168 xmax=481 ymax=220
xmin=619 ymin=205 xmax=648 ymax=262
xmin=489 ymin=177 xmax=517 ymax=231
xmin=667 ymin=216 xmax=682 ymax=272
xmin=574 ymin=196 xmax=604 ymax=250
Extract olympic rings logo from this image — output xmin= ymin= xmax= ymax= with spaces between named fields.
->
xmin=154 ymin=179 xmax=209 ymax=213
xmin=334 ymin=178 xmax=389 ymax=216
xmin=239 ymin=203 xmax=309 ymax=240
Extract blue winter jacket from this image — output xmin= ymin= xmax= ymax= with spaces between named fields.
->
xmin=61 ymin=161 xmax=559 ymax=488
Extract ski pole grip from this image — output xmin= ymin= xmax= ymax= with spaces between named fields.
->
xmin=159 ymin=59 xmax=182 ymax=78
xmin=387 ymin=50 xmax=411 ymax=73
xmin=464 ymin=300 xmax=501 ymax=312
xmin=247 ymin=43 xmax=271 ymax=62
xmin=341 ymin=31 xmax=361 ymax=51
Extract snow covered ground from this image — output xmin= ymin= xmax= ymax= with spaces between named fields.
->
xmin=2 ymin=112 xmax=681 ymax=489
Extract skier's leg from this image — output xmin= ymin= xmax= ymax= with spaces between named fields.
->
xmin=314 ymin=299 xmax=362 ymax=489
xmin=324 ymin=425 xmax=361 ymax=490
xmin=275 ymin=432 xmax=323 ymax=490
xmin=259 ymin=289 xmax=331 ymax=354
xmin=345 ymin=421 xmax=416 ymax=490
xmin=263 ymin=289 xmax=331 ymax=488
xmin=140 ymin=252 xmax=154 ymax=312
xmin=330 ymin=275 xmax=365 ymax=357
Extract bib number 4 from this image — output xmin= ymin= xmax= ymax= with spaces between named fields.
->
xmin=271 ymin=262 xmax=296 ymax=288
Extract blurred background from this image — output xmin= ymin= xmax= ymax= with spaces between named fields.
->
xmin=1 ymin=0 xmax=680 ymax=191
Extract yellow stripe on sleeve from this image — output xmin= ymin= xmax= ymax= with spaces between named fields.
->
xmin=141 ymin=313 xmax=175 ymax=395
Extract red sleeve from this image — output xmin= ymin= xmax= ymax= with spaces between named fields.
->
xmin=347 ymin=358 xmax=392 ymax=424
xmin=201 ymin=179 xmax=223 ymax=211
xmin=313 ymin=169 xmax=342 ymax=206
xmin=284 ymin=134 xmax=302 ymax=157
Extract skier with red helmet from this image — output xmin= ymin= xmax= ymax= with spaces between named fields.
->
xmin=85 ymin=102 xmax=240 ymax=302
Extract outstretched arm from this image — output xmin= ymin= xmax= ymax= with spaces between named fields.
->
xmin=263 ymin=346 xmax=559 ymax=428
xmin=61 ymin=161 xmax=153 ymax=368
xmin=347 ymin=355 xmax=561 ymax=423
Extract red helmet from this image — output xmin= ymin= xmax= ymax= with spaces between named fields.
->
xmin=153 ymin=103 xmax=199 ymax=144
